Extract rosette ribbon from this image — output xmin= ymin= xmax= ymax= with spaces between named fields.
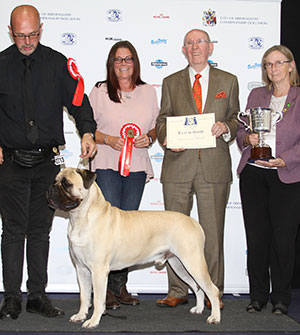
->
xmin=119 ymin=123 xmax=141 ymax=177
xmin=67 ymin=58 xmax=84 ymax=106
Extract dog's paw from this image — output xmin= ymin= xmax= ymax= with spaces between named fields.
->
xmin=82 ymin=317 xmax=100 ymax=329
xmin=206 ymin=314 xmax=221 ymax=324
xmin=189 ymin=305 xmax=204 ymax=314
xmin=69 ymin=313 xmax=87 ymax=323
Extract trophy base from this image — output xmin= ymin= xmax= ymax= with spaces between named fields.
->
xmin=248 ymin=146 xmax=273 ymax=163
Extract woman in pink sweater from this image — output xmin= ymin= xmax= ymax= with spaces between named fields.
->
xmin=89 ymin=40 xmax=159 ymax=310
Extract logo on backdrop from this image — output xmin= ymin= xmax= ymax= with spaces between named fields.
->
xmin=107 ymin=9 xmax=122 ymax=22
xmin=247 ymin=81 xmax=264 ymax=90
xmin=61 ymin=33 xmax=77 ymax=45
xmin=151 ymin=59 xmax=168 ymax=69
xmin=105 ymin=37 xmax=122 ymax=41
xmin=60 ymin=149 xmax=73 ymax=160
xmin=208 ymin=59 xmax=218 ymax=68
xmin=153 ymin=13 xmax=170 ymax=19
xmin=248 ymin=37 xmax=264 ymax=49
xmin=151 ymin=152 xmax=164 ymax=163
xmin=248 ymin=62 xmax=261 ymax=70
xmin=202 ymin=9 xmax=217 ymax=26
xmin=151 ymin=38 xmax=167 ymax=45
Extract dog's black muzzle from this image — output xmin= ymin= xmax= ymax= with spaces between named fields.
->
xmin=47 ymin=183 xmax=81 ymax=211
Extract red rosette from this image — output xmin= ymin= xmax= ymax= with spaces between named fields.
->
xmin=119 ymin=123 xmax=141 ymax=177
xmin=67 ymin=58 xmax=84 ymax=106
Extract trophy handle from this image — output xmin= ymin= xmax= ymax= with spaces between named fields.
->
xmin=237 ymin=109 xmax=252 ymax=131
xmin=274 ymin=110 xmax=283 ymax=124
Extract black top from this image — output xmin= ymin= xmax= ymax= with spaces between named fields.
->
xmin=0 ymin=43 xmax=96 ymax=149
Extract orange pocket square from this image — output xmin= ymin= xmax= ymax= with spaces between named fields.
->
xmin=215 ymin=91 xmax=226 ymax=99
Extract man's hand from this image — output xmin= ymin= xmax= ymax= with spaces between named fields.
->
xmin=211 ymin=121 xmax=228 ymax=138
xmin=163 ymin=137 xmax=185 ymax=152
xmin=80 ymin=133 xmax=97 ymax=159
xmin=0 ymin=147 xmax=3 ymax=165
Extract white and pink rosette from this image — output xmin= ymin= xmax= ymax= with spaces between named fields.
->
xmin=118 ymin=123 xmax=141 ymax=177
xmin=67 ymin=58 xmax=84 ymax=106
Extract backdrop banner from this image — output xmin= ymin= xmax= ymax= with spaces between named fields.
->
xmin=0 ymin=0 xmax=281 ymax=294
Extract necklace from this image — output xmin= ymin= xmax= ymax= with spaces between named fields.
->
xmin=123 ymin=92 xmax=131 ymax=99
xmin=121 ymin=90 xmax=134 ymax=100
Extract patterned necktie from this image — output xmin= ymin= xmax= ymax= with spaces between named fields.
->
xmin=23 ymin=58 xmax=38 ymax=144
xmin=192 ymin=73 xmax=202 ymax=114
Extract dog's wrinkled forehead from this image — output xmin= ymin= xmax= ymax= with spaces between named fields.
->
xmin=56 ymin=168 xmax=96 ymax=191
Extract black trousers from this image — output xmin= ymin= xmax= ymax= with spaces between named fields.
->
xmin=0 ymin=152 xmax=60 ymax=298
xmin=240 ymin=164 xmax=300 ymax=305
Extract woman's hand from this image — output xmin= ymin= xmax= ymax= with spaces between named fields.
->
xmin=105 ymin=136 xmax=124 ymax=151
xmin=245 ymin=133 xmax=259 ymax=146
xmin=134 ymin=134 xmax=151 ymax=148
xmin=255 ymin=157 xmax=286 ymax=168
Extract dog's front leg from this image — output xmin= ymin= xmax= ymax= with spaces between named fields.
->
xmin=70 ymin=265 xmax=92 ymax=323
xmin=82 ymin=265 xmax=109 ymax=329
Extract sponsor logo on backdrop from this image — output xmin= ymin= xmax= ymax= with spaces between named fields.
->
xmin=105 ymin=37 xmax=122 ymax=41
xmin=61 ymin=149 xmax=73 ymax=160
xmin=151 ymin=152 xmax=164 ymax=163
xmin=151 ymin=38 xmax=167 ymax=45
xmin=220 ymin=16 xmax=268 ymax=26
xmin=248 ymin=62 xmax=261 ymax=70
xmin=152 ymin=84 xmax=162 ymax=88
xmin=150 ymin=200 xmax=164 ymax=206
xmin=153 ymin=13 xmax=170 ymax=19
xmin=40 ymin=12 xmax=80 ymax=21
xmin=61 ymin=33 xmax=77 ymax=45
xmin=202 ymin=9 xmax=217 ymax=27
xmin=107 ymin=9 xmax=122 ymax=22
xmin=226 ymin=201 xmax=242 ymax=209
xmin=248 ymin=37 xmax=264 ymax=49
xmin=208 ymin=59 xmax=218 ymax=68
xmin=151 ymin=59 xmax=168 ymax=69
xmin=248 ymin=81 xmax=264 ymax=90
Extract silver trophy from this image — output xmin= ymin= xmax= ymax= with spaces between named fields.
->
xmin=238 ymin=107 xmax=282 ymax=161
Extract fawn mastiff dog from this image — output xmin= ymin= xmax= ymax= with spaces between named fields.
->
xmin=47 ymin=167 xmax=221 ymax=329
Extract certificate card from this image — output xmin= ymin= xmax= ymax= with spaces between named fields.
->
xmin=166 ymin=114 xmax=216 ymax=149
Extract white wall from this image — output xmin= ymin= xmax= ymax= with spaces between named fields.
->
xmin=0 ymin=0 xmax=281 ymax=294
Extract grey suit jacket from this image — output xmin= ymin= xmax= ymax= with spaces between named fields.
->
xmin=236 ymin=86 xmax=300 ymax=184
xmin=156 ymin=65 xmax=240 ymax=183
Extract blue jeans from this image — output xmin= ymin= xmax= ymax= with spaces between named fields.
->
xmin=95 ymin=169 xmax=146 ymax=294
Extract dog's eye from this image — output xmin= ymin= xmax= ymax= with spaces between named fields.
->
xmin=61 ymin=177 xmax=73 ymax=189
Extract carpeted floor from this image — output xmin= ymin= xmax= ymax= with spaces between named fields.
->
xmin=0 ymin=296 xmax=300 ymax=334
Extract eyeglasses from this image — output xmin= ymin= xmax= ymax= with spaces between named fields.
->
xmin=185 ymin=39 xmax=209 ymax=47
xmin=264 ymin=60 xmax=291 ymax=69
xmin=113 ymin=56 xmax=134 ymax=64
xmin=12 ymin=31 xmax=40 ymax=40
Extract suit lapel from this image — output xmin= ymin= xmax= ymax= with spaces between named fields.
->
xmin=179 ymin=67 xmax=198 ymax=114
xmin=205 ymin=65 xmax=219 ymax=114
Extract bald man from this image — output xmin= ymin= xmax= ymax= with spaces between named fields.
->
xmin=156 ymin=29 xmax=240 ymax=309
xmin=0 ymin=5 xmax=96 ymax=319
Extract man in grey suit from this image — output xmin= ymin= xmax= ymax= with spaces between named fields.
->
xmin=156 ymin=29 xmax=240 ymax=308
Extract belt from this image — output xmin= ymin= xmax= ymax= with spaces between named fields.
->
xmin=3 ymin=147 xmax=57 ymax=168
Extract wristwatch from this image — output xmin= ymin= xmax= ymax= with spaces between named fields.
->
xmin=87 ymin=132 xmax=95 ymax=140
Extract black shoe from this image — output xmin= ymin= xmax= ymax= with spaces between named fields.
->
xmin=0 ymin=296 xmax=22 ymax=320
xmin=272 ymin=301 xmax=288 ymax=315
xmin=26 ymin=295 xmax=65 ymax=317
xmin=246 ymin=300 xmax=266 ymax=313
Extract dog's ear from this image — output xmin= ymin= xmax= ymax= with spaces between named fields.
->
xmin=76 ymin=169 xmax=97 ymax=189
